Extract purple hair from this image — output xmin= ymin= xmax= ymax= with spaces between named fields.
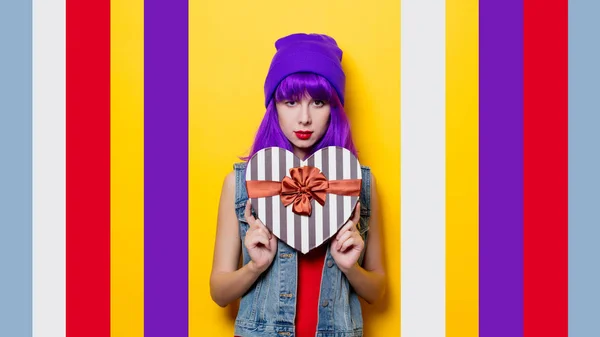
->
xmin=242 ymin=72 xmax=357 ymax=161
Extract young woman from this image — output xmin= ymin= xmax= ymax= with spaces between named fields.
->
xmin=210 ymin=33 xmax=385 ymax=337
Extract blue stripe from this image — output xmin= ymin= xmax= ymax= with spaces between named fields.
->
xmin=569 ymin=1 xmax=600 ymax=336
xmin=0 ymin=0 xmax=32 ymax=336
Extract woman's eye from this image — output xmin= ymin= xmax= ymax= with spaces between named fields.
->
xmin=314 ymin=100 xmax=325 ymax=107
xmin=285 ymin=101 xmax=297 ymax=106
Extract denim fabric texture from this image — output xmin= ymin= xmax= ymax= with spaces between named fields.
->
xmin=233 ymin=161 xmax=372 ymax=337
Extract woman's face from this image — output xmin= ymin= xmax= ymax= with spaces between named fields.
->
xmin=276 ymin=94 xmax=330 ymax=160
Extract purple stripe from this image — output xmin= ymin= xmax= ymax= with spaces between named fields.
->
xmin=480 ymin=1 xmax=524 ymax=336
xmin=144 ymin=0 xmax=188 ymax=336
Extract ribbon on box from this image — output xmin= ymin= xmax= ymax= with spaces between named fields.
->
xmin=247 ymin=166 xmax=361 ymax=216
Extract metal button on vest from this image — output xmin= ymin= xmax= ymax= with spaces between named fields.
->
xmin=322 ymin=299 xmax=329 ymax=307
xmin=327 ymin=260 xmax=334 ymax=268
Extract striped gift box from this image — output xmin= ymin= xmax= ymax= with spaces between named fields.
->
xmin=245 ymin=146 xmax=362 ymax=253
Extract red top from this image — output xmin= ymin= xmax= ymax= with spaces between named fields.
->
xmin=235 ymin=245 xmax=327 ymax=337
xmin=296 ymin=244 xmax=327 ymax=337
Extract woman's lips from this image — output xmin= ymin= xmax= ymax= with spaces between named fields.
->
xmin=294 ymin=131 xmax=313 ymax=140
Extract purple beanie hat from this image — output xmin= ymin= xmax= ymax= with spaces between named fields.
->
xmin=264 ymin=33 xmax=345 ymax=107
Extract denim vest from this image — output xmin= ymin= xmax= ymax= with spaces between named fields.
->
xmin=233 ymin=161 xmax=372 ymax=337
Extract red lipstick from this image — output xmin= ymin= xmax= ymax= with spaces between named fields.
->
xmin=294 ymin=130 xmax=313 ymax=140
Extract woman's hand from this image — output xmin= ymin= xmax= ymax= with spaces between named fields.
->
xmin=244 ymin=200 xmax=278 ymax=274
xmin=330 ymin=202 xmax=364 ymax=274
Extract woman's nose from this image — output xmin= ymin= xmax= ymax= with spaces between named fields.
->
xmin=299 ymin=104 xmax=311 ymax=124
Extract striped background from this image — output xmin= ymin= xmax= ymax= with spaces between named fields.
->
xmin=0 ymin=0 xmax=597 ymax=337
xmin=246 ymin=147 xmax=361 ymax=253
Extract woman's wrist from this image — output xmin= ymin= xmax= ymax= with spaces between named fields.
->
xmin=246 ymin=260 xmax=267 ymax=275
xmin=339 ymin=261 xmax=361 ymax=275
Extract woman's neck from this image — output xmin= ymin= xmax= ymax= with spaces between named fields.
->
xmin=293 ymin=148 xmax=308 ymax=161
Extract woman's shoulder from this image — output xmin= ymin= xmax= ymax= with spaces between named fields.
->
xmin=224 ymin=170 xmax=235 ymax=184
xmin=222 ymin=170 xmax=236 ymax=198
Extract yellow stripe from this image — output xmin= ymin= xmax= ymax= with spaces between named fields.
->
xmin=110 ymin=0 xmax=144 ymax=335
xmin=189 ymin=1 xmax=400 ymax=335
xmin=446 ymin=0 xmax=479 ymax=336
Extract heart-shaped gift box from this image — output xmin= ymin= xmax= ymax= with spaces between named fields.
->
xmin=245 ymin=146 xmax=362 ymax=254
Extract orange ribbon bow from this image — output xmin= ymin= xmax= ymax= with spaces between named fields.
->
xmin=247 ymin=166 xmax=361 ymax=216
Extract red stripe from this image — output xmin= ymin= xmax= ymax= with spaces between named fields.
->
xmin=524 ymin=0 xmax=568 ymax=335
xmin=66 ymin=0 xmax=110 ymax=335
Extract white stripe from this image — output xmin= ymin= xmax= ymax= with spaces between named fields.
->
xmin=314 ymin=151 xmax=323 ymax=244
xmin=329 ymin=195 xmax=338 ymax=238
xmin=343 ymin=148 xmax=351 ymax=179
xmin=401 ymin=0 xmax=446 ymax=335
xmin=257 ymin=150 xmax=266 ymax=222
xmin=314 ymin=150 xmax=322 ymax=171
xmin=286 ymin=151 xmax=294 ymax=245
xmin=343 ymin=150 xmax=351 ymax=224
xmin=32 ymin=0 xmax=66 ymax=335
xmin=328 ymin=147 xmax=336 ymax=180
xmin=258 ymin=150 xmax=265 ymax=180
xmin=286 ymin=150 xmax=294 ymax=179
xmin=271 ymin=148 xmax=280 ymax=237
xmin=246 ymin=158 xmax=251 ymax=180
xmin=299 ymin=154 xmax=309 ymax=251
xmin=328 ymin=147 xmax=337 ymax=236
xmin=301 ymin=213 xmax=309 ymax=253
